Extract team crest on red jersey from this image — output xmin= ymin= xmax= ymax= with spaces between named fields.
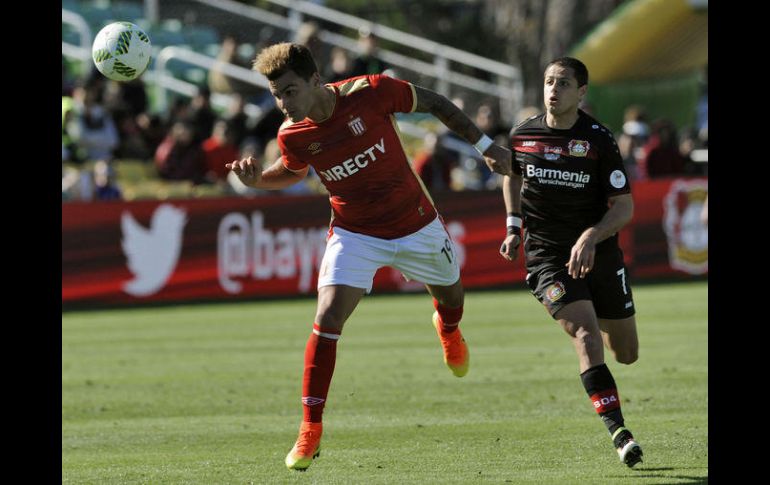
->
xmin=568 ymin=140 xmax=590 ymax=157
xmin=347 ymin=116 xmax=366 ymax=136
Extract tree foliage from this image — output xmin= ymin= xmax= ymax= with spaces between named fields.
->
xmin=324 ymin=0 xmax=623 ymax=108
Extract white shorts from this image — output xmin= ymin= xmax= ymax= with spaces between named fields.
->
xmin=317 ymin=216 xmax=461 ymax=293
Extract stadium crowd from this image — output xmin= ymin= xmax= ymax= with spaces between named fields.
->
xmin=62 ymin=22 xmax=707 ymax=202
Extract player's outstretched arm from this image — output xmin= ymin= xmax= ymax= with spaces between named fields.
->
xmin=226 ymin=157 xmax=309 ymax=190
xmin=413 ymin=85 xmax=512 ymax=177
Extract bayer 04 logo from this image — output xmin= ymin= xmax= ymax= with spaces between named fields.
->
xmin=92 ymin=22 xmax=152 ymax=82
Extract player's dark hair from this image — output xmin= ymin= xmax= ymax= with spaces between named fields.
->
xmin=253 ymin=42 xmax=319 ymax=82
xmin=546 ymin=57 xmax=589 ymax=87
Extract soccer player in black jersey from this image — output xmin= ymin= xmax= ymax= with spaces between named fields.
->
xmin=499 ymin=57 xmax=643 ymax=467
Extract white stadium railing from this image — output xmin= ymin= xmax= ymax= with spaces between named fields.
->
xmin=62 ymin=3 xmax=511 ymax=149
xmin=191 ymin=0 xmax=523 ymax=121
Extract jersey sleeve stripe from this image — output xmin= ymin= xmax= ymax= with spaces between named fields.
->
xmin=338 ymin=77 xmax=370 ymax=96
xmin=407 ymin=83 xmax=417 ymax=113
xmin=281 ymin=156 xmax=308 ymax=173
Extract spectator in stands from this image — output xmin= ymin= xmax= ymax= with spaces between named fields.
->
xmin=412 ymin=132 xmax=453 ymax=192
xmin=435 ymin=96 xmax=469 ymax=190
xmin=62 ymin=95 xmax=82 ymax=164
xmin=154 ymin=121 xmax=207 ymax=184
xmin=136 ymin=113 xmax=167 ymax=162
xmin=100 ymin=77 xmax=151 ymax=160
xmin=515 ymin=106 xmax=540 ymax=124
xmin=294 ymin=21 xmax=326 ymax=69
xmin=618 ymin=105 xmax=650 ymax=180
xmin=93 ymin=160 xmax=122 ymax=201
xmin=66 ymin=84 xmax=119 ymax=164
xmin=471 ymin=102 xmax=507 ymax=189
xmin=475 ymin=101 xmax=508 ymax=139
xmin=637 ymin=118 xmax=687 ymax=179
xmin=696 ymin=66 xmax=708 ymax=147
xmin=62 ymin=56 xmax=75 ymax=97
xmin=166 ymin=97 xmax=191 ymax=130
xmin=249 ymin=103 xmax=286 ymax=152
xmin=113 ymin=114 xmax=151 ymax=160
xmin=62 ymin=165 xmax=80 ymax=201
xmin=349 ymin=28 xmax=390 ymax=77
xmin=105 ymin=77 xmax=148 ymax=118
xmin=61 ymin=166 xmax=94 ymax=201
xmin=189 ymin=86 xmax=217 ymax=144
xmin=202 ymin=119 xmax=241 ymax=182
xmin=208 ymin=34 xmax=265 ymax=102
xmin=677 ymin=126 xmax=708 ymax=177
xmin=223 ymin=93 xmax=250 ymax=147
xmin=324 ymin=47 xmax=352 ymax=83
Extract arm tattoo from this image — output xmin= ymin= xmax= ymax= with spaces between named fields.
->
xmin=413 ymin=85 xmax=484 ymax=144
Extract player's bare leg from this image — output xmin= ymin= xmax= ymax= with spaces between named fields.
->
xmin=555 ymin=300 xmax=604 ymax=373
xmin=314 ymin=284 xmax=366 ymax=332
xmin=426 ymin=280 xmax=469 ymax=377
xmin=598 ymin=316 xmax=639 ymax=365
xmin=286 ymin=284 xmax=365 ymax=471
xmin=555 ymin=301 xmax=643 ymax=467
xmin=426 ymin=278 xmax=464 ymax=308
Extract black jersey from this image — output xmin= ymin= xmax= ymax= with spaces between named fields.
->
xmin=511 ymin=109 xmax=630 ymax=255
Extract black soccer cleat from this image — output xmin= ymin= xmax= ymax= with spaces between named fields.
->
xmin=613 ymin=427 xmax=643 ymax=468
xmin=617 ymin=438 xmax=643 ymax=467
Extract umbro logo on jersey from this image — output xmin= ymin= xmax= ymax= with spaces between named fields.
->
xmin=307 ymin=142 xmax=322 ymax=155
xmin=568 ymin=140 xmax=590 ymax=157
xmin=348 ymin=116 xmax=366 ymax=136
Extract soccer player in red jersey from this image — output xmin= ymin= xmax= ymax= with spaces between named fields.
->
xmin=226 ymin=43 xmax=512 ymax=471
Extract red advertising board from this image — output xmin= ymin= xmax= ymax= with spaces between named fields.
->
xmin=62 ymin=177 xmax=707 ymax=306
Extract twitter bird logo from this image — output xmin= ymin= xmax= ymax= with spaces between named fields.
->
xmin=121 ymin=204 xmax=187 ymax=297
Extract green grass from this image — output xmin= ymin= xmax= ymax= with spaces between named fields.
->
xmin=62 ymin=281 xmax=707 ymax=484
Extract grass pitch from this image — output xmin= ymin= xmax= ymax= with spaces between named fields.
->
xmin=62 ymin=281 xmax=707 ymax=484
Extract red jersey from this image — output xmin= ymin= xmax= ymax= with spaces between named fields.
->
xmin=277 ymin=74 xmax=436 ymax=239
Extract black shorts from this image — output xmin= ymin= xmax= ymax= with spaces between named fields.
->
xmin=525 ymin=246 xmax=635 ymax=319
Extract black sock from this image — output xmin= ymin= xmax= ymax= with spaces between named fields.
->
xmin=580 ymin=363 xmax=628 ymax=444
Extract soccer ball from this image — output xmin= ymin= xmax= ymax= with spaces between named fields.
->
xmin=92 ymin=22 xmax=152 ymax=82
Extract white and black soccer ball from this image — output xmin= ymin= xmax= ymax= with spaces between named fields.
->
xmin=92 ymin=22 xmax=152 ymax=82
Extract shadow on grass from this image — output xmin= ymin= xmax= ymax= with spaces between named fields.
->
xmin=607 ymin=467 xmax=708 ymax=484
xmin=648 ymin=479 xmax=707 ymax=485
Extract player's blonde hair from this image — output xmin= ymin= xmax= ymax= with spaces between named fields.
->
xmin=252 ymin=42 xmax=318 ymax=81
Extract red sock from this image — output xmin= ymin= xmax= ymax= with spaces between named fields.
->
xmin=433 ymin=299 xmax=464 ymax=333
xmin=302 ymin=323 xmax=340 ymax=423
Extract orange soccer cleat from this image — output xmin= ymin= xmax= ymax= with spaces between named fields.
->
xmin=432 ymin=311 xmax=470 ymax=377
xmin=285 ymin=421 xmax=322 ymax=471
